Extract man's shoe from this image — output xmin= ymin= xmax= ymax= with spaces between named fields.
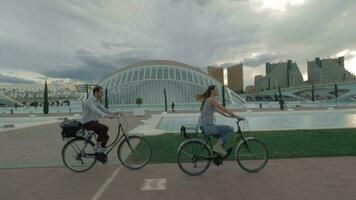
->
xmin=93 ymin=146 xmax=106 ymax=154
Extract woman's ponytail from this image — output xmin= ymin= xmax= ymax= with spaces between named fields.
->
xmin=196 ymin=85 xmax=216 ymax=111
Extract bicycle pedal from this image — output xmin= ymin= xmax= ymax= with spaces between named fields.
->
xmin=96 ymin=153 xmax=108 ymax=164
xmin=100 ymin=159 xmax=108 ymax=164
xmin=213 ymin=155 xmax=224 ymax=166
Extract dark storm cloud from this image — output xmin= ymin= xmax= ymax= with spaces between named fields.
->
xmin=40 ymin=49 xmax=154 ymax=81
xmin=0 ymin=0 xmax=355 ymax=83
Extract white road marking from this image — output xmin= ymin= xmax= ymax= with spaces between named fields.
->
xmin=141 ymin=178 xmax=167 ymax=191
xmin=90 ymin=166 xmax=122 ymax=200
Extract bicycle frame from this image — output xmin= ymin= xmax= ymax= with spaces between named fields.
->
xmin=103 ymin=118 xmax=130 ymax=156
xmin=76 ymin=115 xmax=132 ymax=157
xmin=196 ymin=120 xmax=247 ymax=160
xmin=178 ymin=118 xmax=268 ymax=175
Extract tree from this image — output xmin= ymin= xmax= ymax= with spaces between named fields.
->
xmin=136 ymin=97 xmax=143 ymax=107
xmin=43 ymin=81 xmax=49 ymax=114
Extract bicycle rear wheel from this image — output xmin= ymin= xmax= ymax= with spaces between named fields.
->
xmin=62 ymin=138 xmax=96 ymax=172
xmin=236 ymin=138 xmax=268 ymax=173
xmin=117 ymin=135 xmax=152 ymax=170
xmin=177 ymin=139 xmax=212 ymax=176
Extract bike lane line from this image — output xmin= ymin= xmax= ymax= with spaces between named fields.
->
xmin=90 ymin=166 xmax=122 ymax=200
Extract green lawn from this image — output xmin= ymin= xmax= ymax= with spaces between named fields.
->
xmin=145 ymin=128 xmax=356 ymax=163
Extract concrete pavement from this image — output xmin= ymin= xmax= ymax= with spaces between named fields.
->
xmin=1 ymin=157 xmax=356 ymax=200
xmin=0 ymin=112 xmax=150 ymax=168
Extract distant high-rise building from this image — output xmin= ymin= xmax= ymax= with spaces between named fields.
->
xmin=245 ymin=85 xmax=254 ymax=94
xmin=254 ymin=75 xmax=269 ymax=92
xmin=207 ymin=66 xmax=224 ymax=84
xmin=308 ymin=56 xmax=356 ymax=83
xmin=227 ymin=63 xmax=243 ymax=93
xmin=254 ymin=60 xmax=304 ymax=92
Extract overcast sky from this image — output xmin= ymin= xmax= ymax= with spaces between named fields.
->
xmin=0 ymin=0 xmax=355 ymax=87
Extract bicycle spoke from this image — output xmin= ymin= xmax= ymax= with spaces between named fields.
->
xmin=69 ymin=143 xmax=81 ymax=153
xmin=180 ymin=150 xmax=193 ymax=158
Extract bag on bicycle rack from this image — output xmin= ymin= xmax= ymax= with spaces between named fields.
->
xmin=59 ymin=118 xmax=82 ymax=139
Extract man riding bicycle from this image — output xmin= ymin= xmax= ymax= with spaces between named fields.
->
xmin=81 ymin=86 xmax=117 ymax=153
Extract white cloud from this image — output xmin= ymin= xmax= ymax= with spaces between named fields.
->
xmin=251 ymin=0 xmax=306 ymax=12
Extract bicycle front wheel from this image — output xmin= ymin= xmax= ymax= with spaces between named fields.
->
xmin=117 ymin=135 xmax=152 ymax=170
xmin=62 ymin=138 xmax=96 ymax=172
xmin=236 ymin=138 xmax=269 ymax=173
xmin=177 ymin=139 xmax=212 ymax=176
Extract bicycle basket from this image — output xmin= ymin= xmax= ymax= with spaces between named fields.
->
xmin=180 ymin=124 xmax=199 ymax=139
xmin=60 ymin=118 xmax=82 ymax=138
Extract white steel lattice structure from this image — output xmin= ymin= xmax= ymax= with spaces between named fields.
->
xmin=0 ymin=82 xmax=80 ymax=100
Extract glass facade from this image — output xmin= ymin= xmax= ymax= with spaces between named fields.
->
xmin=99 ymin=60 xmax=244 ymax=105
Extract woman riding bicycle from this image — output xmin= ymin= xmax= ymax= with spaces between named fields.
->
xmin=196 ymin=85 xmax=244 ymax=156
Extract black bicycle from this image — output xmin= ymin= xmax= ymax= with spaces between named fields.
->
xmin=177 ymin=119 xmax=269 ymax=176
xmin=61 ymin=114 xmax=152 ymax=172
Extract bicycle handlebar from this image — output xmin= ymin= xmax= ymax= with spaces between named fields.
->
xmin=236 ymin=118 xmax=246 ymax=126
xmin=115 ymin=112 xmax=128 ymax=127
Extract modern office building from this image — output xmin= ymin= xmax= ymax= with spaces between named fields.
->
xmin=227 ymin=63 xmax=243 ymax=93
xmin=254 ymin=60 xmax=304 ymax=92
xmin=308 ymin=56 xmax=356 ymax=83
xmin=207 ymin=66 xmax=224 ymax=84
xmin=99 ymin=60 xmax=245 ymax=105
xmin=245 ymin=85 xmax=254 ymax=94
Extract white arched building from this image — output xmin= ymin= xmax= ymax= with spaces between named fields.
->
xmin=99 ymin=60 xmax=245 ymax=105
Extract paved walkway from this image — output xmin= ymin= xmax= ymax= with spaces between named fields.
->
xmin=1 ymin=157 xmax=356 ymax=200
xmin=0 ymin=112 xmax=150 ymax=168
